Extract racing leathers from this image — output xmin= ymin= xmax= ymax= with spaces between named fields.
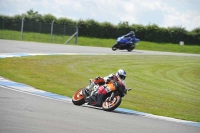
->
xmin=86 ymin=74 xmax=126 ymax=106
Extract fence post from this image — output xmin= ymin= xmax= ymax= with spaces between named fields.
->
xmin=20 ymin=16 xmax=25 ymax=40
xmin=50 ymin=20 xmax=55 ymax=42
xmin=2 ymin=18 xmax=5 ymax=38
xmin=75 ymin=25 xmax=79 ymax=44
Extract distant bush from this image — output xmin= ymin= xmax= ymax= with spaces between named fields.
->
xmin=0 ymin=10 xmax=199 ymax=45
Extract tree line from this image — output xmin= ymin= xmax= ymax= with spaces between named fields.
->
xmin=0 ymin=9 xmax=199 ymax=45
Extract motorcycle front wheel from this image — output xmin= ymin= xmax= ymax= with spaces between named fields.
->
xmin=112 ymin=44 xmax=118 ymax=51
xmin=102 ymin=95 xmax=121 ymax=111
xmin=72 ymin=88 xmax=85 ymax=105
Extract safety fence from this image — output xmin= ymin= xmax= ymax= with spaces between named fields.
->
xmin=0 ymin=18 xmax=78 ymax=44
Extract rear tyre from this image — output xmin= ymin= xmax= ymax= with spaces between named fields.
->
xmin=127 ymin=45 xmax=135 ymax=52
xmin=102 ymin=95 xmax=121 ymax=111
xmin=72 ymin=89 xmax=85 ymax=105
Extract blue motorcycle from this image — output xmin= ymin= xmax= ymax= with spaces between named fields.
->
xmin=112 ymin=36 xmax=139 ymax=52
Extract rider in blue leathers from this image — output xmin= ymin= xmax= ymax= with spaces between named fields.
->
xmin=124 ymin=31 xmax=136 ymax=38
xmin=117 ymin=31 xmax=139 ymax=48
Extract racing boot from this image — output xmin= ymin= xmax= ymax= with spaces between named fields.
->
xmin=86 ymin=80 xmax=95 ymax=92
xmin=83 ymin=80 xmax=94 ymax=98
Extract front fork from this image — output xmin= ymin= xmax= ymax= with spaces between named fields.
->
xmin=107 ymin=91 xmax=116 ymax=102
xmin=82 ymin=88 xmax=90 ymax=100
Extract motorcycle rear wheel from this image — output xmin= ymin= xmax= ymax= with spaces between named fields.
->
xmin=102 ymin=95 xmax=121 ymax=111
xmin=72 ymin=89 xmax=85 ymax=105
xmin=127 ymin=45 xmax=135 ymax=52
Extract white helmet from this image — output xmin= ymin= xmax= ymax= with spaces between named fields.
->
xmin=116 ymin=69 xmax=126 ymax=80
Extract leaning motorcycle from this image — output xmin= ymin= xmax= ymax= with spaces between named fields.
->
xmin=72 ymin=78 xmax=131 ymax=111
xmin=112 ymin=36 xmax=139 ymax=52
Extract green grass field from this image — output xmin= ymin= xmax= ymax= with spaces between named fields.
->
xmin=0 ymin=55 xmax=199 ymax=122
xmin=1 ymin=29 xmax=200 ymax=54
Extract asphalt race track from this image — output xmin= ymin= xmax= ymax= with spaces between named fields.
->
xmin=0 ymin=39 xmax=200 ymax=133
xmin=1 ymin=39 xmax=200 ymax=56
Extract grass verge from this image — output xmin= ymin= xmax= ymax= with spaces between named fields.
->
xmin=0 ymin=55 xmax=199 ymax=122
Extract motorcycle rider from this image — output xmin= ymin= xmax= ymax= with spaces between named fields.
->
xmin=117 ymin=31 xmax=137 ymax=48
xmin=124 ymin=31 xmax=136 ymax=38
xmin=85 ymin=69 xmax=127 ymax=106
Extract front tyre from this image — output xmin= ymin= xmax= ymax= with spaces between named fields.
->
xmin=112 ymin=44 xmax=118 ymax=51
xmin=72 ymin=89 xmax=85 ymax=106
xmin=102 ymin=95 xmax=121 ymax=111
